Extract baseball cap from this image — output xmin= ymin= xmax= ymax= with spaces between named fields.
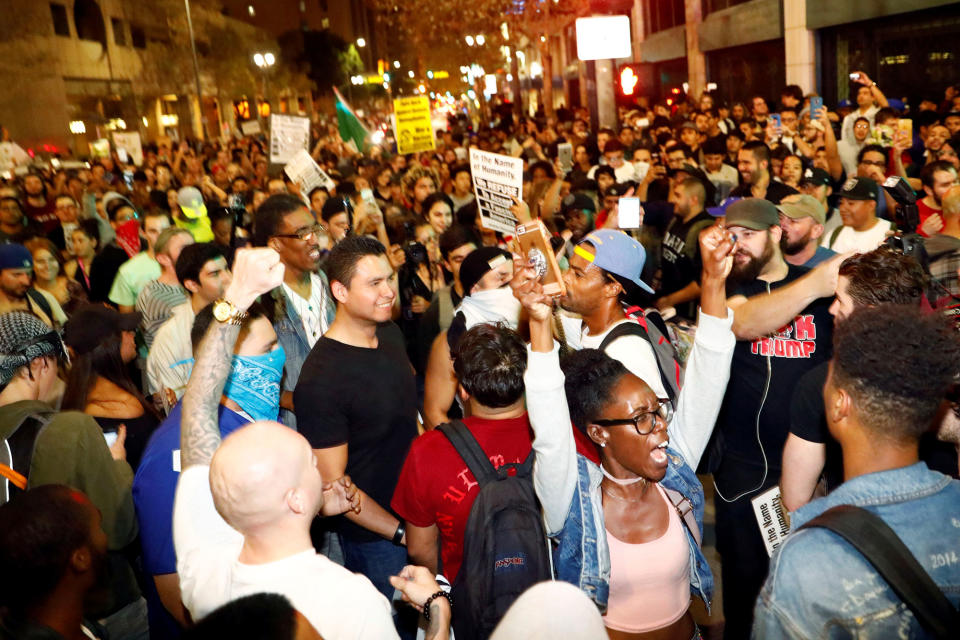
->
xmin=838 ymin=177 xmax=878 ymax=201
xmin=604 ymin=184 xmax=630 ymax=198
xmin=0 ymin=243 xmax=32 ymax=272
xmin=459 ymin=247 xmax=511 ymax=295
xmin=679 ymin=121 xmax=698 ymax=132
xmin=707 ymin=196 xmax=742 ymax=217
xmin=560 ymin=193 xmax=596 ymax=217
xmin=724 ymin=198 xmax=780 ymax=230
xmin=838 ymin=99 xmax=853 ymax=108
xmin=799 ymin=167 xmax=831 ymax=188
xmin=576 ymin=229 xmax=654 ymax=294
xmin=777 ymin=194 xmax=827 ymax=225
xmin=0 ymin=311 xmax=67 ymax=386
xmin=177 ymin=186 xmax=207 ymax=220
xmin=63 ymin=304 xmax=142 ymax=356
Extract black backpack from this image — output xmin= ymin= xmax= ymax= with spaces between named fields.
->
xmin=437 ymin=421 xmax=552 ymax=640
xmin=1 ymin=410 xmax=53 ymax=505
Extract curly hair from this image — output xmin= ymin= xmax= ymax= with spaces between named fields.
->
xmin=831 ymin=304 xmax=960 ymax=442
xmin=838 ymin=247 xmax=927 ymax=307
xmin=560 ymin=348 xmax=629 ymax=434
xmin=401 ymin=165 xmax=440 ymax=199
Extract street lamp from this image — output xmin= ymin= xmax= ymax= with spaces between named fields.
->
xmin=356 ymin=37 xmax=366 ymax=48
xmin=465 ymin=35 xmax=474 ymax=46
xmin=254 ymin=51 xmax=276 ymax=121
xmin=476 ymin=34 xmax=485 ymax=45
xmin=393 ymin=60 xmax=400 ymax=68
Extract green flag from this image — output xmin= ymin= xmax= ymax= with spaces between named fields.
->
xmin=334 ymin=87 xmax=369 ymax=152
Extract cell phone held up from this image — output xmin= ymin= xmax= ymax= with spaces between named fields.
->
xmin=515 ymin=219 xmax=566 ymax=297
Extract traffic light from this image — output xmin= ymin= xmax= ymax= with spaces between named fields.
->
xmin=619 ymin=65 xmax=639 ymax=95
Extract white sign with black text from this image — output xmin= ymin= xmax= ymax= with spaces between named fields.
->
xmin=751 ymin=485 xmax=791 ymax=557
xmin=469 ymin=148 xmax=523 ymax=235
xmin=269 ymin=114 xmax=311 ymax=165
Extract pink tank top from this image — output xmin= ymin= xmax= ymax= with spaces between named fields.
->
xmin=602 ymin=484 xmax=691 ymax=633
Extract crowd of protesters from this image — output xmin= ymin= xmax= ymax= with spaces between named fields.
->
xmin=1 ymin=70 xmax=959 ymax=640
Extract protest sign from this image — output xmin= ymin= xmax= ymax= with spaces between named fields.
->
xmin=112 ymin=132 xmax=143 ymax=166
xmin=269 ymin=114 xmax=310 ymax=164
xmin=469 ymin=148 xmax=523 ymax=234
xmin=240 ymin=120 xmax=262 ymax=136
xmin=284 ymin=149 xmax=337 ymax=205
xmin=393 ymin=96 xmax=435 ymax=155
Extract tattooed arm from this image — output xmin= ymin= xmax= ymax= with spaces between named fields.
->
xmin=180 ymin=248 xmax=285 ymax=469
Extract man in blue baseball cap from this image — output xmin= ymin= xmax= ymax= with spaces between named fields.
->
xmin=555 ymin=228 xmax=674 ymax=401
xmin=0 ymin=243 xmax=66 ymax=328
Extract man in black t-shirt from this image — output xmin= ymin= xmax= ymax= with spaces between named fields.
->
xmin=655 ymin=177 xmax=715 ymax=320
xmin=293 ymin=235 xmax=418 ymax=621
xmin=729 ymin=141 xmax=798 ymax=204
xmin=781 ymin=248 xmax=957 ymax=513
xmin=705 ymin=198 xmax=839 ymax=638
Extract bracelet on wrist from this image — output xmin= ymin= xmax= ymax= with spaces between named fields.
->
xmin=391 ymin=520 xmax=405 ymax=546
xmin=422 ymin=590 xmax=452 ymax=622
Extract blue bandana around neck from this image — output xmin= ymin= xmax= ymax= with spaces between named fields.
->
xmin=222 ymin=346 xmax=285 ymax=423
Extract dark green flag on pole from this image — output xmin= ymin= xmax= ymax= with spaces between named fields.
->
xmin=333 ymin=87 xmax=369 ymax=153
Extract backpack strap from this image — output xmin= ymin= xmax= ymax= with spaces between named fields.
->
xmin=800 ymin=504 xmax=959 ymax=639
xmin=683 ymin=219 xmax=716 ymax=261
xmin=437 ymin=287 xmax=454 ymax=332
xmin=662 ymin=487 xmax=701 ymax=547
xmin=437 ymin=421 xmax=498 ymax=486
xmin=598 ymin=319 xmax=680 ymax=405
xmin=827 ymin=225 xmax=843 ymax=250
xmin=1 ymin=411 xmax=53 ymax=505
xmin=26 ymin=288 xmax=54 ymax=326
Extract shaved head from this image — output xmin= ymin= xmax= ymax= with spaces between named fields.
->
xmin=209 ymin=422 xmax=323 ymax=534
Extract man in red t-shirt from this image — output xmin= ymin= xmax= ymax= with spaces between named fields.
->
xmin=391 ymin=323 xmax=533 ymax=581
xmin=916 ymin=161 xmax=958 ymax=236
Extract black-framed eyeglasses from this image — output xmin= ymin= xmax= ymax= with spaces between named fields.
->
xmin=593 ymin=399 xmax=673 ymax=436
xmin=272 ymin=223 xmax=325 ymax=241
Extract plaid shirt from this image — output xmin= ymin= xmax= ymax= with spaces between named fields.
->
xmin=930 ymin=247 xmax=960 ymax=297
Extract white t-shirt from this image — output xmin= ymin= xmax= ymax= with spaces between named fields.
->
xmin=822 ymin=218 xmax=892 ymax=254
xmin=559 ymin=314 xmax=668 ymax=398
xmin=174 ymin=465 xmax=397 ymax=639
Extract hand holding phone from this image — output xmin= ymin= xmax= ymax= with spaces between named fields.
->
xmin=810 ymin=96 xmax=823 ymax=118
xmin=515 ymin=220 xmax=566 ymax=297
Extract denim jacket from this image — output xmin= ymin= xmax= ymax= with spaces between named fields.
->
xmin=524 ymin=309 xmax=735 ymax=614
xmin=269 ymin=272 xmax=336 ymax=428
xmin=752 ymin=462 xmax=960 ymax=639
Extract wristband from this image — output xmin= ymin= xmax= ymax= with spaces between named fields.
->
xmin=392 ymin=521 xmax=405 ymax=546
xmin=422 ymin=590 xmax=453 ymax=622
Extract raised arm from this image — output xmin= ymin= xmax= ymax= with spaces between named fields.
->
xmin=180 ymin=248 xmax=285 ymax=468
xmin=817 ymin=108 xmax=844 ymax=182
xmin=513 ymin=256 xmax=578 ymax=535
xmin=729 ymin=252 xmax=844 ymax=340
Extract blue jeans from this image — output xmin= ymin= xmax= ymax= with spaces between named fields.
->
xmin=339 ymin=534 xmax=417 ymax=639
xmin=98 ymin=597 xmax=149 ymax=640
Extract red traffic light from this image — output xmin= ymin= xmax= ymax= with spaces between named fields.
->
xmin=620 ymin=66 xmax=639 ymax=95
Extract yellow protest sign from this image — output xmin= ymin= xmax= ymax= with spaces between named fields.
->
xmin=393 ymin=96 xmax=436 ymax=155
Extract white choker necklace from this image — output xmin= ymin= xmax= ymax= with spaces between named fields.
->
xmin=600 ymin=464 xmax=647 ymax=486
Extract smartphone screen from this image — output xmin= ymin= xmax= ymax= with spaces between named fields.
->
xmin=810 ymin=96 xmax=823 ymax=116
xmin=618 ymin=197 xmax=642 ymax=229
xmin=770 ymin=114 xmax=782 ymax=128
xmin=849 ymin=72 xmax=860 ymax=81
xmin=558 ymin=143 xmax=573 ymax=173
xmin=103 ymin=431 xmax=118 ymax=447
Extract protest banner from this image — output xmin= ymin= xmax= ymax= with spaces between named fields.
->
xmin=240 ymin=120 xmax=262 ymax=136
xmin=393 ymin=96 xmax=435 ymax=155
xmin=269 ymin=114 xmax=310 ymax=164
xmin=112 ymin=132 xmax=143 ymax=166
xmin=284 ymin=149 xmax=337 ymax=206
xmin=469 ymin=148 xmax=523 ymax=234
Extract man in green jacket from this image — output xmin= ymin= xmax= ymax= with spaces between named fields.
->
xmin=0 ymin=311 xmax=144 ymax=639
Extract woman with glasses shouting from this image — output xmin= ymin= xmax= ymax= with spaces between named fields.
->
xmin=513 ymin=224 xmax=737 ymax=640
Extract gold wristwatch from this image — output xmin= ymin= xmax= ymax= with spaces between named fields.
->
xmin=212 ymin=299 xmax=248 ymax=325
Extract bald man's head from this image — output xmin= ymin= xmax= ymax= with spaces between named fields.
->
xmin=209 ymin=422 xmax=323 ymax=535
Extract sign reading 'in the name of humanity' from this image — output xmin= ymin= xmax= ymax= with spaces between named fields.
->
xmin=469 ymin=148 xmax=524 ymax=235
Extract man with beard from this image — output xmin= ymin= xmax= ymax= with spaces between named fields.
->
xmin=915 ymin=160 xmax=958 ymax=236
xmin=730 ymin=141 xmax=798 ymax=204
xmin=0 ymin=243 xmax=66 ymax=328
xmin=0 ymin=486 xmax=110 ymax=640
xmin=777 ymin=194 xmax=836 ymax=267
xmin=705 ymin=198 xmax=837 ymax=638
